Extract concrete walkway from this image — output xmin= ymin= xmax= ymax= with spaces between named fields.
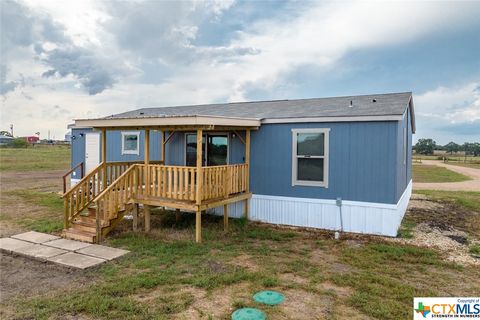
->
xmin=0 ymin=231 xmax=128 ymax=269
xmin=414 ymin=160 xmax=480 ymax=191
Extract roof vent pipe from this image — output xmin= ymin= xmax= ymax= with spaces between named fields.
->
xmin=349 ymin=100 xmax=353 ymax=108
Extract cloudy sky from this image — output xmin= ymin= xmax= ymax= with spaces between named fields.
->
xmin=1 ymin=0 xmax=479 ymax=144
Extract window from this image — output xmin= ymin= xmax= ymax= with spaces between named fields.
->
xmin=185 ymin=133 xmax=228 ymax=166
xmin=292 ymin=128 xmax=329 ymax=187
xmin=121 ymin=131 xmax=140 ymax=155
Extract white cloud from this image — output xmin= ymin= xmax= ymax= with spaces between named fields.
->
xmin=413 ymin=82 xmax=480 ymax=144
xmin=1 ymin=0 xmax=480 ymax=140
xmin=415 ymin=82 xmax=480 ymax=124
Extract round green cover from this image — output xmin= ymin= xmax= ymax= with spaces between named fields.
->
xmin=253 ymin=290 xmax=285 ymax=305
xmin=231 ymin=308 xmax=266 ymax=320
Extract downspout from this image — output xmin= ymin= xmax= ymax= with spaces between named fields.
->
xmin=335 ymin=197 xmax=343 ymax=240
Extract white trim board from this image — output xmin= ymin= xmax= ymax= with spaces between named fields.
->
xmin=211 ymin=180 xmax=412 ymax=237
xmin=261 ymin=115 xmax=403 ymax=124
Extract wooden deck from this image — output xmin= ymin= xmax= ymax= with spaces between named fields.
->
xmin=63 ymin=126 xmax=252 ymax=243
xmin=63 ymin=162 xmax=250 ymax=243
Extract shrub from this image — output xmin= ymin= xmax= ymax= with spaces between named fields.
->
xmin=10 ymin=138 xmax=28 ymax=148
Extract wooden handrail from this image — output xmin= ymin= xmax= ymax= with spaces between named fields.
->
xmin=63 ymin=161 xmax=141 ymax=230
xmin=63 ymin=163 xmax=105 ymax=197
xmin=94 ymin=164 xmax=139 ymax=242
xmin=93 ymin=164 xmax=138 ymax=202
xmin=62 ymin=162 xmax=84 ymax=193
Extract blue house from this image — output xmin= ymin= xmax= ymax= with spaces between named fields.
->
xmin=64 ymin=92 xmax=414 ymax=243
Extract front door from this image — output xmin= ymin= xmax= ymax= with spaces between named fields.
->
xmin=85 ymin=132 xmax=100 ymax=173
xmin=185 ymin=133 xmax=228 ymax=166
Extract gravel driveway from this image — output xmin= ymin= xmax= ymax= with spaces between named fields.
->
xmin=414 ymin=160 xmax=480 ymax=191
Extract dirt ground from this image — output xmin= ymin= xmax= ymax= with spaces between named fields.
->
xmin=0 ymin=169 xmax=65 ymax=237
xmin=414 ymin=160 xmax=480 ymax=191
xmin=390 ymin=194 xmax=480 ymax=266
xmin=0 ymin=169 xmax=94 ymax=310
xmin=0 ymin=252 xmax=96 ymax=304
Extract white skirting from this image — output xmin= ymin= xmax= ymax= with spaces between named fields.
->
xmin=212 ymin=180 xmax=412 ymax=237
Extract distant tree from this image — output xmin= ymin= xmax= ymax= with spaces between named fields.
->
xmin=470 ymin=142 xmax=480 ymax=157
xmin=444 ymin=141 xmax=460 ymax=154
xmin=414 ymin=138 xmax=436 ymax=155
xmin=10 ymin=138 xmax=28 ymax=148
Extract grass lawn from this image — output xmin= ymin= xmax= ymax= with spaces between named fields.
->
xmin=412 ymin=164 xmax=471 ymax=183
xmin=4 ymin=213 xmax=479 ymax=320
xmin=0 ymin=146 xmax=70 ymax=171
xmin=7 ymin=189 xmax=64 ymax=233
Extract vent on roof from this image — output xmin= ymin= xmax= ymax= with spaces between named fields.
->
xmin=139 ymin=112 xmax=144 ymax=115
xmin=372 ymin=99 xmax=377 ymax=103
xmin=349 ymin=100 xmax=353 ymax=108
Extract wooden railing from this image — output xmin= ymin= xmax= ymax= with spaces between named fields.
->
xmin=94 ymin=165 xmax=137 ymax=238
xmin=62 ymin=162 xmax=84 ymax=193
xmin=64 ymin=162 xmax=249 ymax=236
xmin=63 ymin=162 xmax=142 ymax=229
xmin=136 ymin=163 xmax=248 ymax=202
xmin=141 ymin=165 xmax=197 ymax=201
xmin=202 ymin=164 xmax=248 ymax=200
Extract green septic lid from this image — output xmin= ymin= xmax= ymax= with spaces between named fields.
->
xmin=231 ymin=308 xmax=266 ymax=320
xmin=253 ymin=290 xmax=285 ymax=305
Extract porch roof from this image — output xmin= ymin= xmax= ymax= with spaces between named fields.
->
xmin=74 ymin=115 xmax=260 ymax=130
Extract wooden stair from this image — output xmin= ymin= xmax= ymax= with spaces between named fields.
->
xmin=63 ymin=205 xmax=130 ymax=243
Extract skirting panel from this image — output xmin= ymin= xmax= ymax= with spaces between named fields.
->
xmin=211 ymin=180 xmax=412 ymax=237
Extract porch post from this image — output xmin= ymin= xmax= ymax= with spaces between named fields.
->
xmin=195 ymin=129 xmax=203 ymax=205
xmin=244 ymin=129 xmax=250 ymax=219
xmin=144 ymin=129 xmax=151 ymax=233
xmin=223 ymin=204 xmax=228 ymax=232
xmin=101 ymin=128 xmax=107 ymax=187
xmin=144 ymin=204 xmax=151 ymax=233
xmin=132 ymin=203 xmax=138 ymax=231
xmin=195 ymin=129 xmax=203 ymax=243
xmin=145 ymin=129 xmax=150 ymax=195
xmin=161 ymin=130 xmax=165 ymax=164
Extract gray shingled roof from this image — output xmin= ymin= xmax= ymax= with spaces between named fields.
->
xmin=104 ymin=92 xmax=412 ymax=120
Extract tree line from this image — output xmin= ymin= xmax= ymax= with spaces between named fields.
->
xmin=414 ymin=139 xmax=480 ymax=156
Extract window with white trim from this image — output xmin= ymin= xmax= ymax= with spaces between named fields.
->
xmin=292 ymin=128 xmax=329 ymax=187
xmin=121 ymin=131 xmax=140 ymax=155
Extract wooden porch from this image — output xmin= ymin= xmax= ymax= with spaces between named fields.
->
xmin=63 ymin=127 xmax=252 ymax=243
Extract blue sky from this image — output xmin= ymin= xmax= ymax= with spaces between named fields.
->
xmin=1 ymin=0 xmax=479 ymax=144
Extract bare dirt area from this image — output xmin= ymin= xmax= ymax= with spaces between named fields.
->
xmin=0 ymin=252 xmax=95 ymax=304
xmin=0 ymin=169 xmax=65 ymax=236
xmin=390 ymin=194 xmax=480 ymax=266
xmin=0 ymin=168 xmax=95 ymax=313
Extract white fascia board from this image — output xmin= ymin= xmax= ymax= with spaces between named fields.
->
xmin=74 ymin=115 xmax=261 ymax=128
xmin=261 ymin=115 xmax=403 ymax=124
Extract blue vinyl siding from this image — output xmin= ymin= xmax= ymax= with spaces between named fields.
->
xmin=105 ymin=130 xmax=162 ymax=163
xmin=249 ymin=122 xmax=399 ymax=204
xmin=395 ymin=106 xmax=413 ymax=201
xmin=71 ymin=120 xmax=410 ymax=205
xmin=71 ymin=128 xmax=93 ymax=178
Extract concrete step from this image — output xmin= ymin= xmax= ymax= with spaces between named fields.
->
xmin=64 ymin=228 xmax=95 ymax=243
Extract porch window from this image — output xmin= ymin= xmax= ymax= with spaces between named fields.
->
xmin=121 ymin=131 xmax=140 ymax=155
xmin=292 ymin=128 xmax=329 ymax=187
